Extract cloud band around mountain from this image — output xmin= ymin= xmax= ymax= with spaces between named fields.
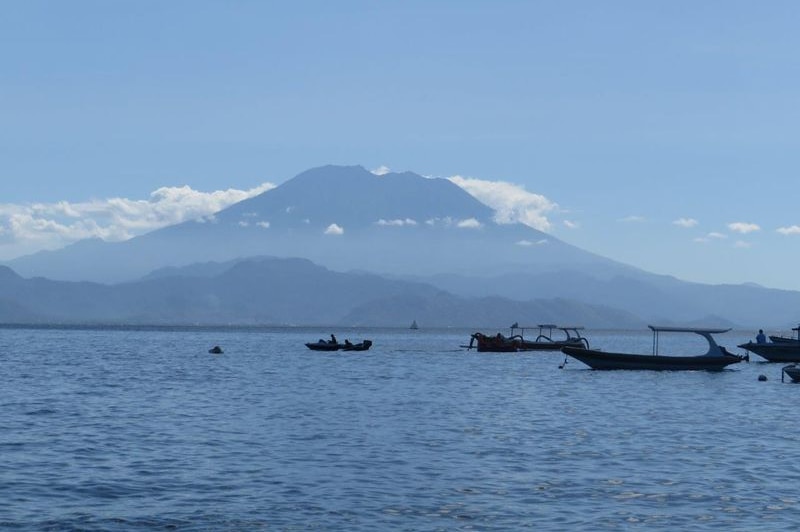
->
xmin=0 ymin=182 xmax=275 ymax=260
xmin=447 ymin=175 xmax=557 ymax=232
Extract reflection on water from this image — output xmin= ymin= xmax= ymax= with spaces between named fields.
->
xmin=0 ymin=326 xmax=797 ymax=530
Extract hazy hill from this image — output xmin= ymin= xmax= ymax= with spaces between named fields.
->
xmin=403 ymin=269 xmax=800 ymax=328
xmin=0 ymin=259 xmax=643 ymax=328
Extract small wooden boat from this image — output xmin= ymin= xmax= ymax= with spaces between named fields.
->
xmin=305 ymin=341 xmax=341 ymax=351
xmin=562 ymin=326 xmax=745 ymax=371
xmin=741 ymin=326 xmax=800 ymax=362
xmin=468 ymin=332 xmax=520 ymax=352
xmin=305 ymin=339 xmax=373 ymax=351
xmin=341 ymin=340 xmax=373 ymax=351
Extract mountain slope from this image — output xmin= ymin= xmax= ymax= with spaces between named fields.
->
xmin=7 ymin=165 xmax=619 ymax=283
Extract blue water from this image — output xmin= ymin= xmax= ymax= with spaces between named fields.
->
xmin=2 ymin=326 xmax=799 ymax=530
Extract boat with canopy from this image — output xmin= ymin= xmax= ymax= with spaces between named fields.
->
xmin=562 ymin=325 xmax=745 ymax=370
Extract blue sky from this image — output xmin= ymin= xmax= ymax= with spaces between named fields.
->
xmin=3 ymin=1 xmax=800 ymax=289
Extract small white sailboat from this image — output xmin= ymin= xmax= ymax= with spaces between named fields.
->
xmin=410 ymin=320 xmax=418 ymax=330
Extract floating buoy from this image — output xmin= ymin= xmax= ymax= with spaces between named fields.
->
xmin=758 ymin=374 xmax=767 ymax=382
xmin=209 ymin=345 xmax=223 ymax=354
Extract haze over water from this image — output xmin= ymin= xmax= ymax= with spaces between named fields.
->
xmin=2 ymin=326 xmax=798 ymax=530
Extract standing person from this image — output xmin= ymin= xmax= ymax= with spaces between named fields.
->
xmin=756 ymin=329 xmax=767 ymax=344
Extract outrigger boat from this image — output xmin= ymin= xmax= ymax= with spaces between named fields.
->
xmin=468 ymin=323 xmax=590 ymax=352
xmin=740 ymin=325 xmax=800 ymax=362
xmin=562 ymin=326 xmax=745 ymax=371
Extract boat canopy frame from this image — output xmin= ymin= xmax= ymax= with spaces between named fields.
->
xmin=511 ymin=323 xmax=585 ymax=339
xmin=648 ymin=325 xmax=731 ymax=357
xmin=507 ymin=323 xmax=590 ymax=349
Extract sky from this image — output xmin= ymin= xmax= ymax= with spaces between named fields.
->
xmin=3 ymin=1 xmax=800 ymax=290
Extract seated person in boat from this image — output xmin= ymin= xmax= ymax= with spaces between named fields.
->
xmin=344 ymin=339 xmax=353 ymax=347
xmin=330 ymin=334 xmax=338 ymax=344
xmin=756 ymin=329 xmax=766 ymax=344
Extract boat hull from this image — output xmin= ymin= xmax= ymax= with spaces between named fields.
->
xmin=783 ymin=365 xmax=800 ymax=382
xmin=470 ymin=333 xmax=520 ymax=352
xmin=305 ymin=342 xmax=341 ymax=351
xmin=738 ymin=342 xmax=800 ymax=362
xmin=518 ymin=339 xmax=585 ymax=351
xmin=305 ymin=340 xmax=373 ymax=351
xmin=341 ymin=340 xmax=373 ymax=351
xmin=562 ymin=347 xmax=743 ymax=371
xmin=471 ymin=333 xmax=587 ymax=352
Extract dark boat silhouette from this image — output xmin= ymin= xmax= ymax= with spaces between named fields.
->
xmin=740 ymin=325 xmax=800 ymax=362
xmin=562 ymin=326 xmax=744 ymax=371
xmin=467 ymin=324 xmax=589 ymax=352
xmin=305 ymin=339 xmax=373 ymax=351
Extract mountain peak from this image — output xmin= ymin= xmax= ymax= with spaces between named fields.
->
xmin=223 ymin=164 xmax=494 ymax=229
xmin=5 ymin=163 xmax=587 ymax=283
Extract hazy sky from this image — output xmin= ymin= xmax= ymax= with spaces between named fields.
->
xmin=3 ymin=1 xmax=800 ymax=289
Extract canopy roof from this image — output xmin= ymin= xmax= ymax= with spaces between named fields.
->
xmin=648 ymin=325 xmax=731 ymax=334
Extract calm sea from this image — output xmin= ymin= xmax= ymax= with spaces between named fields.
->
xmin=2 ymin=326 xmax=799 ymax=531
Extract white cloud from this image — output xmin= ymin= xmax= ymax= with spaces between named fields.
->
xmin=673 ymin=217 xmax=698 ymax=228
xmin=376 ymin=218 xmax=418 ymax=227
xmin=371 ymin=165 xmax=391 ymax=176
xmin=456 ymin=218 xmax=482 ymax=229
xmin=422 ymin=216 xmax=485 ymax=229
xmin=0 ymin=182 xmax=275 ymax=260
xmin=238 ymin=221 xmax=250 ymax=228
xmin=447 ymin=175 xmax=557 ymax=232
xmin=728 ymin=222 xmax=760 ymax=234
xmin=563 ymin=220 xmax=580 ymax=229
xmin=324 ymin=223 xmax=344 ymax=236
xmin=195 ymin=214 xmax=219 ymax=225
xmin=256 ymin=221 xmax=271 ymax=229
xmin=734 ymin=240 xmax=752 ymax=248
xmin=695 ymin=231 xmax=727 ymax=244
xmin=517 ymin=239 xmax=548 ymax=246
xmin=777 ymin=225 xmax=800 ymax=235
xmin=618 ymin=215 xmax=645 ymax=223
